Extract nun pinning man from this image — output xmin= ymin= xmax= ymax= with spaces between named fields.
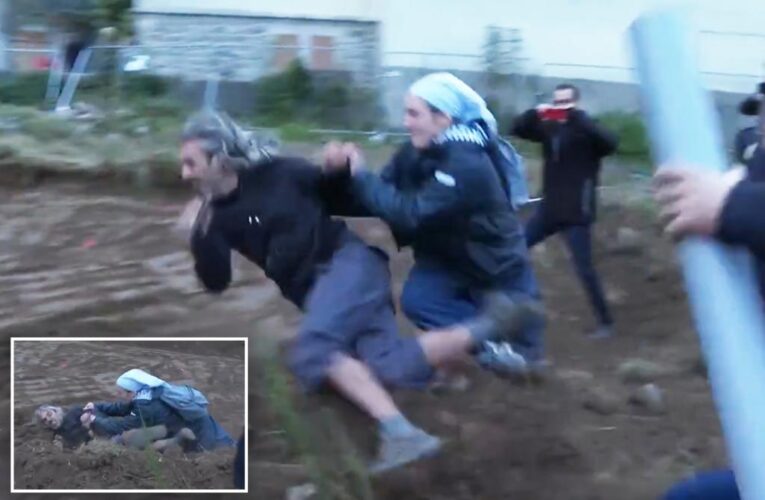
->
xmin=79 ymin=368 xmax=235 ymax=452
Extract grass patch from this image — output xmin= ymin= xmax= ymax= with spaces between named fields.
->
xmin=258 ymin=342 xmax=373 ymax=500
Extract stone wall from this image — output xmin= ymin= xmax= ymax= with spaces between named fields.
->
xmin=132 ymin=12 xmax=380 ymax=86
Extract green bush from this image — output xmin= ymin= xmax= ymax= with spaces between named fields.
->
xmin=278 ymin=122 xmax=317 ymax=142
xmin=254 ymin=60 xmax=314 ymax=123
xmin=122 ymin=74 xmax=169 ymax=98
xmin=20 ymin=115 xmax=73 ymax=141
xmin=0 ymin=73 xmax=49 ymax=107
xmin=254 ymin=60 xmax=382 ymax=129
xmin=596 ymin=111 xmax=650 ymax=159
xmin=132 ymin=96 xmax=185 ymax=119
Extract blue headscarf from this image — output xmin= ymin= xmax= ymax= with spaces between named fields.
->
xmin=409 ymin=72 xmax=497 ymax=134
xmin=410 ymin=72 xmax=531 ymax=208
xmin=117 ymin=369 xmax=168 ymax=401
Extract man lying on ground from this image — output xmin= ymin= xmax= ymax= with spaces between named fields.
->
xmin=34 ymin=404 xmax=187 ymax=451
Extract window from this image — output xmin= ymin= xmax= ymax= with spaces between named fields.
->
xmin=273 ymin=34 xmax=299 ymax=70
xmin=311 ymin=35 xmax=334 ymax=70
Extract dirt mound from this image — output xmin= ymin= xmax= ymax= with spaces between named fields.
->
xmin=14 ymin=436 xmax=236 ymax=490
xmin=1 ymin=182 xmax=729 ymax=498
xmin=253 ymin=206 xmax=728 ymax=500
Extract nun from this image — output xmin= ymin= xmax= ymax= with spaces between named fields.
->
xmin=81 ymin=368 xmax=235 ymax=452
xmin=322 ymin=72 xmax=546 ymax=377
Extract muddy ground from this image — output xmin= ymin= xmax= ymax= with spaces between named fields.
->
xmin=12 ymin=340 xmax=245 ymax=490
xmin=0 ymin=178 xmax=727 ymax=499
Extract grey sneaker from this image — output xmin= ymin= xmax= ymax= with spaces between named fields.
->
xmin=481 ymin=292 xmax=545 ymax=343
xmin=476 ymin=341 xmax=528 ymax=377
xmin=368 ymin=430 xmax=442 ymax=475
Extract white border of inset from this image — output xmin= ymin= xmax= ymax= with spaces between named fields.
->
xmin=10 ymin=337 xmax=249 ymax=494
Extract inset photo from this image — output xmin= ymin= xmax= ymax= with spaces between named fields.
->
xmin=11 ymin=337 xmax=247 ymax=493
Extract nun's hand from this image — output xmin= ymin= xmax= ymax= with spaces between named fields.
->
xmin=83 ymin=402 xmax=95 ymax=412
xmin=322 ymin=141 xmax=350 ymax=172
xmin=343 ymin=143 xmax=366 ymax=175
xmin=653 ymin=165 xmax=745 ymax=238
xmin=80 ymin=412 xmax=95 ymax=428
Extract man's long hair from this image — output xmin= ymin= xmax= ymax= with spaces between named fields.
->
xmin=181 ymin=112 xmax=278 ymax=170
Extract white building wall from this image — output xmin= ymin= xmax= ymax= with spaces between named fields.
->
xmin=135 ymin=0 xmax=765 ymax=92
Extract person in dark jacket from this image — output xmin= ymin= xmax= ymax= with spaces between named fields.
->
xmin=35 ymin=404 xmax=97 ymax=449
xmin=175 ymin=111 xmax=538 ymax=473
xmin=80 ymin=369 xmax=234 ymax=452
xmin=35 ymin=403 xmax=173 ymax=450
xmin=733 ymin=82 xmax=763 ymax=177
xmin=654 ymin=163 xmax=764 ymax=500
xmin=512 ymin=83 xmax=619 ymax=338
xmin=322 ymin=72 xmax=545 ymax=376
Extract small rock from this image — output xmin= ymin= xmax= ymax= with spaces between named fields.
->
xmin=556 ymin=369 xmax=595 ymax=386
xmin=617 ymin=359 xmax=666 ymax=384
xmin=133 ymin=125 xmax=150 ymax=136
xmin=629 ymin=383 xmax=666 ymax=414
xmin=610 ymin=227 xmax=643 ymax=255
xmin=532 ymin=243 xmax=555 ymax=269
xmin=286 ymin=482 xmax=317 ymax=500
xmin=605 ymin=286 xmax=627 ymax=305
xmin=645 ymin=262 xmax=666 ymax=282
xmin=437 ymin=411 xmax=460 ymax=428
xmin=582 ymin=387 xmax=620 ymax=415
xmin=593 ymin=471 xmax=617 ymax=484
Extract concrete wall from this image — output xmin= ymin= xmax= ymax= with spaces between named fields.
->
xmin=132 ymin=11 xmax=380 ymax=85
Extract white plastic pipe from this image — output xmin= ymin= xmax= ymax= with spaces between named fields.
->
xmin=631 ymin=9 xmax=765 ymax=500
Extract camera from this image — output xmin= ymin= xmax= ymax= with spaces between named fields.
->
xmin=538 ymin=107 xmax=570 ymax=122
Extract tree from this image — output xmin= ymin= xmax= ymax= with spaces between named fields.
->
xmin=34 ymin=0 xmax=133 ymax=38
xmin=483 ymin=26 xmax=524 ymax=85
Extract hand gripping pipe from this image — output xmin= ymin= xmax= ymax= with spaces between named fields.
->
xmin=630 ymin=9 xmax=765 ymax=500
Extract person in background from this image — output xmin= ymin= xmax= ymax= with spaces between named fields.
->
xmin=512 ymin=83 xmax=619 ymax=339
xmin=733 ymin=81 xmax=763 ymax=173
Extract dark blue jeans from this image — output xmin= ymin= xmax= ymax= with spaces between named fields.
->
xmin=400 ymin=258 xmax=545 ymax=362
xmin=663 ymin=470 xmax=739 ymax=500
xmin=525 ymin=209 xmax=613 ymax=326
xmin=233 ymin=433 xmax=245 ymax=489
